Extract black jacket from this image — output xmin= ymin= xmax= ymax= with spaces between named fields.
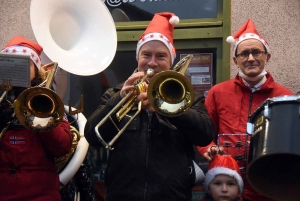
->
xmin=84 ymin=83 xmax=214 ymax=201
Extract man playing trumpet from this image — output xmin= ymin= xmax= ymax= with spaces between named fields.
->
xmin=84 ymin=12 xmax=214 ymax=201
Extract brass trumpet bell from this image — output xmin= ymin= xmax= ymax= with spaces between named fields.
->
xmin=147 ymin=54 xmax=194 ymax=116
xmin=14 ymin=87 xmax=65 ymax=132
xmin=13 ymin=62 xmax=65 ymax=132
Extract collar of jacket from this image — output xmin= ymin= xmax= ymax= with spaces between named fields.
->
xmin=234 ymin=71 xmax=275 ymax=91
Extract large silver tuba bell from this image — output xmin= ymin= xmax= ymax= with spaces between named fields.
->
xmin=29 ymin=0 xmax=117 ymax=186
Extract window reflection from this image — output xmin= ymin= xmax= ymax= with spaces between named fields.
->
xmin=104 ymin=0 xmax=218 ymax=22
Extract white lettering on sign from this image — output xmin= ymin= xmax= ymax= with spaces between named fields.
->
xmin=191 ymin=75 xmax=211 ymax=85
xmin=188 ymin=67 xmax=209 ymax=73
xmin=102 ymin=0 xmax=178 ymax=7
xmin=200 ymin=55 xmax=210 ymax=61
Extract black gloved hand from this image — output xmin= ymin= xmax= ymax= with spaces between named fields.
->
xmin=13 ymin=87 xmax=27 ymax=99
xmin=0 ymin=101 xmax=14 ymax=131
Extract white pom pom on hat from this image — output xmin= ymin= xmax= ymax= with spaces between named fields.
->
xmin=169 ymin=15 xmax=179 ymax=25
xmin=226 ymin=36 xmax=236 ymax=45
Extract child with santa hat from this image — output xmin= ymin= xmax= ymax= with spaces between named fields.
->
xmin=201 ymin=155 xmax=244 ymax=201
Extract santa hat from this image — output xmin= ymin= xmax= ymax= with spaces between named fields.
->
xmin=1 ymin=35 xmax=43 ymax=70
xmin=136 ymin=12 xmax=179 ymax=65
xmin=204 ymin=155 xmax=244 ymax=193
xmin=226 ymin=19 xmax=270 ymax=54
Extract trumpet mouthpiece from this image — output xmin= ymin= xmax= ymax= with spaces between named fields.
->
xmin=147 ymin=69 xmax=154 ymax=76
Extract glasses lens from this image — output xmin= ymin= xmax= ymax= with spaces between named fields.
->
xmin=252 ymin=51 xmax=262 ymax=58
xmin=239 ymin=51 xmax=264 ymax=60
xmin=239 ymin=52 xmax=249 ymax=60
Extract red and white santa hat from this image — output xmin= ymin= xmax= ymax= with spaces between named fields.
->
xmin=204 ymin=155 xmax=244 ymax=193
xmin=136 ymin=12 xmax=179 ymax=65
xmin=226 ymin=19 xmax=270 ymax=54
xmin=1 ymin=35 xmax=43 ymax=70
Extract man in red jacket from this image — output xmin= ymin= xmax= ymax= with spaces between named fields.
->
xmin=196 ymin=19 xmax=294 ymax=201
xmin=0 ymin=36 xmax=72 ymax=201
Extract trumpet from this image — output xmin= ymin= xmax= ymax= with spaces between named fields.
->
xmin=95 ymin=54 xmax=194 ymax=150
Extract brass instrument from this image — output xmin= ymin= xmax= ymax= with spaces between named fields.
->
xmin=147 ymin=54 xmax=194 ymax=116
xmin=95 ymin=69 xmax=154 ymax=150
xmin=29 ymin=0 xmax=117 ymax=187
xmin=95 ymin=54 xmax=194 ymax=150
xmin=55 ymin=125 xmax=81 ymax=172
xmin=13 ymin=62 xmax=66 ymax=132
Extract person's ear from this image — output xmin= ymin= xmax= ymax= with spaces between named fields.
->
xmin=233 ymin=56 xmax=238 ymax=66
xmin=266 ymin=53 xmax=271 ymax=63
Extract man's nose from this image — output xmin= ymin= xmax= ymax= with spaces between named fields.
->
xmin=148 ymin=56 xmax=158 ymax=67
xmin=247 ymin=53 xmax=255 ymax=61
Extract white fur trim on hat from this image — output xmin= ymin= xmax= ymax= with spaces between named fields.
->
xmin=204 ymin=167 xmax=244 ymax=193
xmin=229 ymin=33 xmax=270 ymax=54
xmin=136 ymin=32 xmax=176 ymax=65
xmin=1 ymin=46 xmax=41 ymax=70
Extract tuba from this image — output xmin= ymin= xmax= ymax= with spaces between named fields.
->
xmin=95 ymin=55 xmax=194 ymax=150
xmin=29 ymin=0 xmax=117 ymax=186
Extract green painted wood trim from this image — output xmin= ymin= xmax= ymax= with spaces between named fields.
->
xmin=117 ymin=39 xmax=222 ymax=52
xmin=219 ymin=0 xmax=232 ymax=83
xmin=115 ymin=20 xmax=223 ymax=31
xmin=117 ymin=27 xmax=223 ymax=42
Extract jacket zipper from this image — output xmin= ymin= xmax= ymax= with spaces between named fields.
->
xmin=243 ymin=91 xmax=254 ymax=173
xmin=143 ymin=110 xmax=152 ymax=201
xmin=248 ymin=91 xmax=254 ymax=118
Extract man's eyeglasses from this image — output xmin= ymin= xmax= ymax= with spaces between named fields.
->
xmin=236 ymin=51 xmax=266 ymax=60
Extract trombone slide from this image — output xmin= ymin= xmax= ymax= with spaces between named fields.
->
xmin=94 ymin=94 xmax=142 ymax=150
xmin=0 ymin=91 xmax=6 ymax=103
xmin=116 ymin=91 xmax=136 ymax=121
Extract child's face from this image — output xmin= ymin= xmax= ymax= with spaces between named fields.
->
xmin=208 ymin=174 xmax=239 ymax=201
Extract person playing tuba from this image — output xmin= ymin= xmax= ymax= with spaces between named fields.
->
xmin=0 ymin=36 xmax=72 ymax=201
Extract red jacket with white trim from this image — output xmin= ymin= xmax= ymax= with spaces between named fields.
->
xmin=0 ymin=119 xmax=72 ymax=201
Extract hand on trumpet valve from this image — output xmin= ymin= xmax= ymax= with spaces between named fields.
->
xmin=120 ymin=71 xmax=155 ymax=112
xmin=120 ymin=71 xmax=147 ymax=98
xmin=120 ymin=72 xmax=144 ymax=98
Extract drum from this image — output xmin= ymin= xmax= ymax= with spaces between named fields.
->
xmin=247 ymin=95 xmax=300 ymax=201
